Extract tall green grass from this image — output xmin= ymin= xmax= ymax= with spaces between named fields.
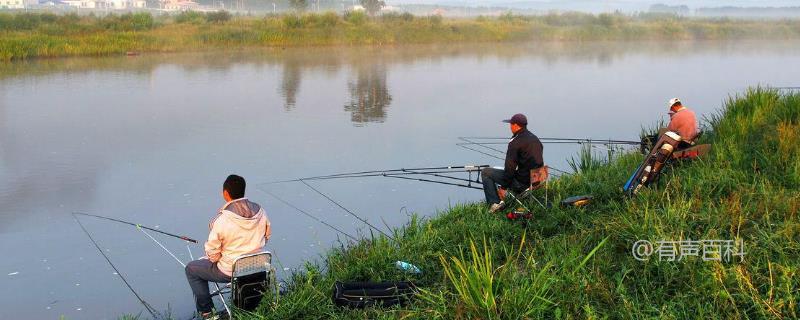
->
xmin=4 ymin=11 xmax=800 ymax=61
xmin=234 ymin=88 xmax=799 ymax=319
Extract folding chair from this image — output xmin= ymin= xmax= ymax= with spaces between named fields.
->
xmin=211 ymin=251 xmax=276 ymax=315
xmin=505 ymin=165 xmax=549 ymax=212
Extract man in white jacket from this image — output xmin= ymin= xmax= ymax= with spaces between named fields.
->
xmin=184 ymin=174 xmax=271 ymax=318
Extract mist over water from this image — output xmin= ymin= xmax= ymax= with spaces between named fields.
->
xmin=1 ymin=40 xmax=799 ymax=319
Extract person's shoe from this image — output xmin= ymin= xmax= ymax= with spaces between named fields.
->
xmin=200 ymin=312 xmax=221 ymax=320
xmin=489 ymin=201 xmax=505 ymax=213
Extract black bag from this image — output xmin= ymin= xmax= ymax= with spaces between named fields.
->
xmin=232 ymin=271 xmax=268 ymax=311
xmin=332 ymin=281 xmax=417 ymax=308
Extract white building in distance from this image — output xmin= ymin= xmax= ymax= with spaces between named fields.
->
xmin=161 ymin=0 xmax=199 ymax=11
xmin=61 ymin=0 xmax=145 ymax=9
xmin=61 ymin=0 xmax=101 ymax=8
xmin=0 ymin=0 xmax=25 ymax=9
xmin=107 ymin=0 xmax=145 ymax=9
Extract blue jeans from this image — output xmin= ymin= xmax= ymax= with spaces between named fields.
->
xmin=185 ymin=259 xmax=231 ymax=314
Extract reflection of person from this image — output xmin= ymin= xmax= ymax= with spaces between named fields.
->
xmin=666 ymin=98 xmax=699 ymax=144
xmin=184 ymin=175 xmax=271 ymax=319
xmin=481 ymin=113 xmax=544 ymax=213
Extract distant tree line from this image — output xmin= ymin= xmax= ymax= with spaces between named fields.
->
xmin=696 ymin=6 xmax=800 ymax=18
xmin=649 ymin=3 xmax=800 ymax=18
xmin=649 ymin=4 xmax=689 ymax=15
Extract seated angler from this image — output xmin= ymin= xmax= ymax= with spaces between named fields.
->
xmin=665 ymin=98 xmax=699 ymax=146
xmin=481 ymin=113 xmax=544 ymax=213
xmin=184 ymin=174 xmax=271 ymax=319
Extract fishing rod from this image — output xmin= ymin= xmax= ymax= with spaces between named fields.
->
xmin=460 ymin=137 xmax=643 ymax=145
xmin=72 ymin=213 xmax=160 ymax=318
xmin=73 ymin=212 xmax=198 ymax=243
xmin=282 ymin=169 xmax=482 ymax=185
xmin=288 ymin=168 xmax=485 ymax=183
xmin=383 ymin=174 xmax=483 ymax=190
xmin=398 ymin=169 xmax=482 ymax=185
xmin=264 ymin=165 xmax=488 ymax=184
xmin=456 ymin=140 xmax=572 ymax=177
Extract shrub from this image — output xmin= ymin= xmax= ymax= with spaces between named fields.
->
xmin=174 ymin=11 xmax=206 ymax=24
xmin=380 ymin=11 xmax=414 ymax=23
xmin=282 ymin=14 xmax=305 ymax=28
xmin=316 ymin=11 xmax=340 ymax=27
xmin=344 ymin=10 xmax=367 ymax=25
xmin=103 ymin=13 xmax=155 ymax=31
xmin=205 ymin=10 xmax=232 ymax=23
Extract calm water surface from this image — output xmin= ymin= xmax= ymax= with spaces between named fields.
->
xmin=1 ymin=41 xmax=799 ymax=319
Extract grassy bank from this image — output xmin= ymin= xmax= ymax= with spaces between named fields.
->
xmin=3 ymin=11 xmax=800 ymax=61
xmin=236 ymin=88 xmax=799 ymax=319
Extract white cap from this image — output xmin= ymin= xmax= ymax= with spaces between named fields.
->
xmin=668 ymin=98 xmax=681 ymax=107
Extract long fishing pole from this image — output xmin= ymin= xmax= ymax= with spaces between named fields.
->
xmin=460 ymin=136 xmax=643 ymax=144
xmin=292 ymin=168 xmax=486 ymax=182
xmin=461 ymin=138 xmax=643 ymax=145
xmin=383 ymin=174 xmax=483 ymax=190
xmin=398 ymin=169 xmax=482 ymax=185
xmin=265 ymin=165 xmax=488 ymax=184
xmin=73 ymin=212 xmax=198 ymax=243
xmin=72 ymin=213 xmax=160 ymax=318
xmin=457 ymin=141 xmax=572 ymax=177
xmin=257 ymin=188 xmax=358 ymax=241
xmin=300 ymin=180 xmax=395 ymax=241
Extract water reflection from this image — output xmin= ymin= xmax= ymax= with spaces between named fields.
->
xmin=344 ymin=64 xmax=392 ymax=125
xmin=280 ymin=60 xmax=302 ymax=110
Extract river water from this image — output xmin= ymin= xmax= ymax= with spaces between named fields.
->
xmin=1 ymin=41 xmax=798 ymax=319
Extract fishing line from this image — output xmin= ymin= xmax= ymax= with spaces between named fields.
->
xmin=457 ymin=143 xmax=505 ymax=161
xmin=138 ymin=227 xmax=186 ymax=268
xmin=72 ymin=213 xmax=160 ymax=318
xmin=300 ymin=180 xmax=395 ymax=241
xmin=459 ymin=137 xmax=506 ymax=153
xmin=257 ymin=188 xmax=358 ymax=241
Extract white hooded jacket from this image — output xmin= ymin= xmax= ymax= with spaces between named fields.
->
xmin=205 ymin=198 xmax=271 ymax=276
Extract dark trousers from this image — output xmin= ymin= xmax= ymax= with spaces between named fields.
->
xmin=481 ymin=168 xmax=509 ymax=204
xmin=185 ymin=259 xmax=231 ymax=314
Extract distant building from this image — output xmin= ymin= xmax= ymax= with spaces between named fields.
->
xmin=62 ymin=0 xmax=103 ymax=8
xmin=106 ymin=0 xmax=145 ymax=9
xmin=0 ymin=0 xmax=26 ymax=8
xmin=162 ymin=0 xmax=198 ymax=11
xmin=347 ymin=4 xmax=364 ymax=11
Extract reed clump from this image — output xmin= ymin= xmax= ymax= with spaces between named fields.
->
xmin=3 ymin=11 xmax=800 ymax=61
xmin=238 ymin=88 xmax=799 ymax=319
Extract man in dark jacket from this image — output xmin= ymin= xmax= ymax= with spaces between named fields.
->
xmin=481 ymin=113 xmax=544 ymax=213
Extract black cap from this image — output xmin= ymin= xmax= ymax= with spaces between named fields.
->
xmin=502 ymin=113 xmax=527 ymax=125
